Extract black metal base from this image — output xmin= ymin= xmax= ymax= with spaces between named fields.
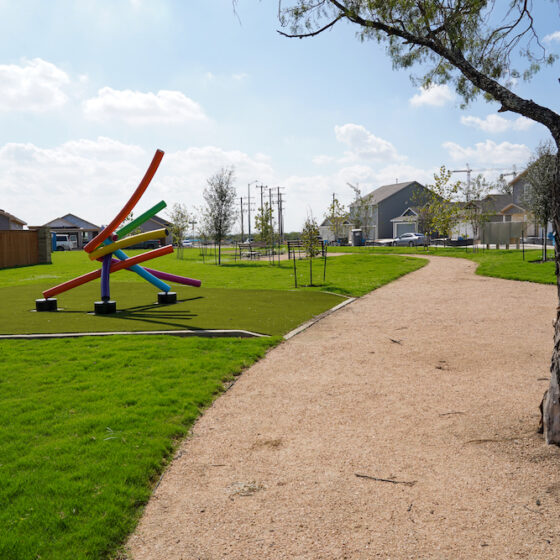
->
xmin=94 ymin=300 xmax=117 ymax=314
xmin=35 ymin=298 xmax=58 ymax=312
xmin=158 ymin=291 xmax=177 ymax=304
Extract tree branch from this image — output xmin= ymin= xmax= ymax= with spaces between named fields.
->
xmin=277 ymin=14 xmax=343 ymax=38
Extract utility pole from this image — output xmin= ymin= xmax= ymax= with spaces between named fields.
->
xmin=276 ymin=187 xmax=286 ymax=242
xmin=239 ymin=196 xmax=244 ymax=242
xmin=257 ymin=184 xmax=267 ymax=218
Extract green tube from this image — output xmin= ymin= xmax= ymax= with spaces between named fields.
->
xmin=116 ymin=200 xmax=167 ymax=239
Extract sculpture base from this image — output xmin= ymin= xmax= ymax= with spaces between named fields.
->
xmin=158 ymin=291 xmax=177 ymax=304
xmin=35 ymin=298 xmax=58 ymax=312
xmin=94 ymin=300 xmax=117 ymax=315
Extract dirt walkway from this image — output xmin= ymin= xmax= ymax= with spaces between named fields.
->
xmin=128 ymin=256 xmax=560 ymax=559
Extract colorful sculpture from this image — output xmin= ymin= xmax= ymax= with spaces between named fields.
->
xmin=35 ymin=149 xmax=201 ymax=314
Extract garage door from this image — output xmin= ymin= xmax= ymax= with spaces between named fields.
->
xmin=396 ymin=223 xmax=416 ymax=236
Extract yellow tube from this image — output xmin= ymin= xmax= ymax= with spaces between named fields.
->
xmin=88 ymin=228 xmax=168 ymax=260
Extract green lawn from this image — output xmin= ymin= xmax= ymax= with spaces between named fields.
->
xmin=0 ymin=249 xmax=426 ymax=559
xmin=0 ymin=336 xmax=278 ymax=560
xmin=328 ymin=245 xmax=557 ymax=285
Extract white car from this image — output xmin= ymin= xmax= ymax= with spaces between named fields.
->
xmin=392 ymin=232 xmax=426 ymax=247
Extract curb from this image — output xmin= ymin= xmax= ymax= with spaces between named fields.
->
xmin=0 ymin=329 xmax=268 ymax=341
xmin=284 ymin=296 xmax=356 ymax=340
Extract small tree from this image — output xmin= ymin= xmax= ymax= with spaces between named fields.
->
xmin=347 ymin=183 xmax=373 ymax=241
xmin=301 ymin=215 xmax=321 ymax=286
xmin=325 ymin=197 xmax=348 ymax=243
xmin=254 ymin=202 xmax=275 ymax=245
xmin=167 ymin=203 xmax=191 ymax=258
xmin=202 ymin=167 xmax=237 ymax=265
xmin=460 ymin=174 xmax=492 ymax=251
xmin=425 ymin=166 xmax=461 ymax=240
xmin=524 ymin=142 xmax=556 ymax=262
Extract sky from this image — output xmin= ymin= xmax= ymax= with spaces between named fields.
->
xmin=1 ymin=0 xmax=560 ymax=233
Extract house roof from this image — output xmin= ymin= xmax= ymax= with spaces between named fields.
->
xmin=390 ymin=207 xmax=419 ymax=222
xmin=352 ymin=181 xmax=422 ymax=207
xmin=0 ymin=209 xmax=26 ymax=225
xmin=151 ymin=214 xmax=171 ymax=227
xmin=41 ymin=213 xmax=99 ymax=230
xmin=320 ymin=217 xmax=351 ymax=227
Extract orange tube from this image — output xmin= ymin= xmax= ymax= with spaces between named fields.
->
xmin=42 ymin=245 xmax=173 ymax=298
xmin=83 ymin=149 xmax=165 ymax=253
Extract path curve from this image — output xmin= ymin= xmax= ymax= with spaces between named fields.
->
xmin=128 ymin=256 xmax=560 ymax=559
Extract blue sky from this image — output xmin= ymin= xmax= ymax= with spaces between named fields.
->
xmin=1 ymin=0 xmax=559 ymax=232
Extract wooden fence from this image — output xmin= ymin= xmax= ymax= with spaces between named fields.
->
xmin=0 ymin=230 xmax=41 ymax=268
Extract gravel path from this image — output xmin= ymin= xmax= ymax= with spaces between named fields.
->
xmin=127 ymin=256 xmax=560 ymax=559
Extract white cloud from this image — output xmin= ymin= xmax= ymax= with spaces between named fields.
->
xmin=0 ymin=58 xmax=70 ymax=112
xmin=83 ymin=87 xmax=207 ymax=125
xmin=442 ymin=139 xmax=531 ymax=166
xmin=0 ymin=138 xmax=279 ymax=230
xmin=232 ymin=73 xmax=249 ymax=81
xmin=544 ymin=31 xmax=560 ymax=43
xmin=312 ymin=154 xmax=335 ymax=165
xmin=409 ymin=84 xmax=455 ymax=107
xmin=460 ymin=114 xmax=534 ymax=133
xmin=334 ymin=123 xmax=404 ymax=163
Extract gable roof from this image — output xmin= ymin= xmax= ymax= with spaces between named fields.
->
xmin=0 ymin=209 xmax=26 ymax=225
xmin=150 ymin=214 xmax=171 ymax=227
xmin=352 ymin=181 xmax=424 ymax=207
xmin=42 ymin=214 xmax=99 ymax=229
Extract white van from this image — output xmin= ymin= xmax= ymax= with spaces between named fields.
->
xmin=55 ymin=234 xmax=77 ymax=251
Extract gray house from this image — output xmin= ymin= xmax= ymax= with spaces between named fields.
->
xmin=349 ymin=181 xmax=431 ymax=240
xmin=0 ymin=209 xmax=26 ymax=230
xmin=31 ymin=214 xmax=100 ymax=249
xmin=138 ymin=214 xmax=173 ymax=246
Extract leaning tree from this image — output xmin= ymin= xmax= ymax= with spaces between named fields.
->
xmin=275 ymin=0 xmax=560 ymax=444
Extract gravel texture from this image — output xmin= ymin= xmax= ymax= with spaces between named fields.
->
xmin=127 ymin=256 xmax=560 ymax=559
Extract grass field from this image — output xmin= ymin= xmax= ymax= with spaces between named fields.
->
xmin=0 ymin=249 xmax=426 ymax=559
xmin=0 ymin=336 xmax=278 ymax=560
xmin=328 ymin=245 xmax=557 ymax=285
xmin=0 ymin=251 xmax=426 ymax=335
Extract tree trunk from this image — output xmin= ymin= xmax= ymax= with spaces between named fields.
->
xmin=542 ymin=149 xmax=560 ymax=444
xmin=309 ymin=257 xmax=313 ymax=286
xmin=218 ymin=241 xmax=222 ymax=265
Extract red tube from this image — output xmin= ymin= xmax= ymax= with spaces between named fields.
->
xmin=83 ymin=149 xmax=164 ymax=253
xmin=43 ymin=245 xmax=173 ymax=298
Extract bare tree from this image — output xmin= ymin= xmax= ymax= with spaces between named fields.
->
xmin=277 ymin=0 xmax=560 ymax=444
xmin=202 ymin=167 xmax=237 ymax=265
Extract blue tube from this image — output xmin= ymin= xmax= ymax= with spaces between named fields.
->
xmin=102 ymin=236 xmax=171 ymax=293
xmin=112 ymin=248 xmax=171 ymax=292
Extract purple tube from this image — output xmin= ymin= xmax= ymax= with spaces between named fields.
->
xmin=101 ymin=254 xmax=112 ymax=300
xmin=109 ymin=259 xmax=201 ymax=288
xmin=143 ymin=267 xmax=201 ymax=288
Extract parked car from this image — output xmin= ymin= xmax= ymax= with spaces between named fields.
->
xmin=392 ymin=232 xmax=426 ymax=247
xmin=54 ymin=234 xmax=77 ymax=251
xmin=181 ymin=239 xmax=194 ymax=247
